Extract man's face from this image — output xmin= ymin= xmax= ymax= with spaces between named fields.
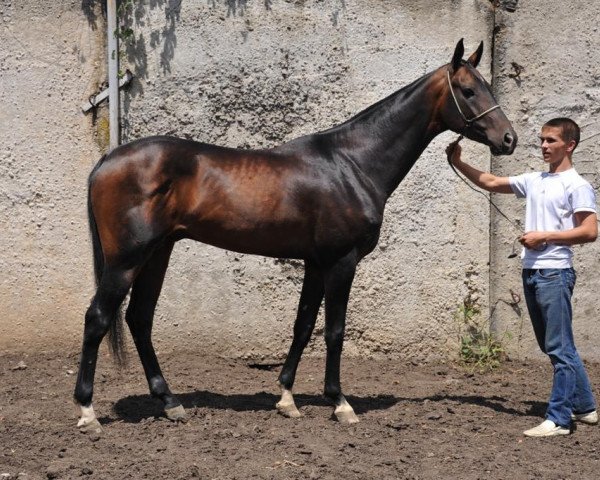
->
xmin=539 ymin=126 xmax=573 ymax=165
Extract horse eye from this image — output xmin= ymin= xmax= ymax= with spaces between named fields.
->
xmin=463 ymin=88 xmax=475 ymax=98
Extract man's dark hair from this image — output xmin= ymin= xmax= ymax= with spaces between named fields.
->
xmin=544 ymin=117 xmax=580 ymax=151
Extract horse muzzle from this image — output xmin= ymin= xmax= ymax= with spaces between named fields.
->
xmin=491 ymin=130 xmax=518 ymax=155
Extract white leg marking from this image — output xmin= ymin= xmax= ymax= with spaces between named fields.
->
xmin=334 ymin=396 xmax=359 ymax=424
xmin=77 ymin=404 xmax=96 ymax=427
xmin=276 ymin=386 xmax=302 ymax=418
xmin=77 ymin=404 xmax=103 ymax=433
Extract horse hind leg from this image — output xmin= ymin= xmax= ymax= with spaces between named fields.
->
xmin=74 ymin=267 xmax=134 ymax=433
xmin=276 ymin=261 xmax=324 ymax=418
xmin=125 ymin=241 xmax=186 ymax=422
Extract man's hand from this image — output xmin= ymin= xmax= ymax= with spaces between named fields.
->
xmin=445 ymin=137 xmax=513 ymax=194
xmin=526 ymin=212 xmax=598 ymax=247
xmin=519 ymin=231 xmax=548 ymax=250
xmin=445 ymin=139 xmax=462 ymax=165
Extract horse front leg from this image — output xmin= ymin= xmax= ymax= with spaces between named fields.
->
xmin=323 ymin=252 xmax=359 ymax=424
xmin=277 ymin=261 xmax=324 ymax=418
xmin=125 ymin=241 xmax=186 ymax=422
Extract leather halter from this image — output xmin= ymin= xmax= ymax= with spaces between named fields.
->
xmin=446 ymin=70 xmax=500 ymax=128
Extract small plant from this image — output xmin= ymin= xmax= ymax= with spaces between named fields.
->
xmin=455 ymin=297 xmax=510 ymax=372
xmin=116 ymin=0 xmax=135 ymax=78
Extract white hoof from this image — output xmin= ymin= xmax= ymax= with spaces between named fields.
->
xmin=276 ymin=402 xmax=302 ymax=418
xmin=334 ymin=398 xmax=359 ymax=424
xmin=276 ymin=388 xmax=302 ymax=418
xmin=77 ymin=404 xmax=103 ymax=433
xmin=165 ymin=405 xmax=188 ymax=422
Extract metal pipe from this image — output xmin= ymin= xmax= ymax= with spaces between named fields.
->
xmin=107 ymin=0 xmax=119 ymax=149
xmin=81 ymin=70 xmax=133 ymax=113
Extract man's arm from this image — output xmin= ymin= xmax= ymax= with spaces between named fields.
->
xmin=520 ymin=211 xmax=598 ymax=249
xmin=446 ymin=141 xmax=513 ymax=194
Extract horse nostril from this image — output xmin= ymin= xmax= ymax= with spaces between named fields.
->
xmin=504 ymin=132 xmax=514 ymax=145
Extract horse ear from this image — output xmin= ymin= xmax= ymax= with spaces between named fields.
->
xmin=451 ymin=39 xmax=464 ymax=71
xmin=467 ymin=41 xmax=484 ymax=68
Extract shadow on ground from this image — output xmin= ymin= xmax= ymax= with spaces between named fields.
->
xmin=112 ymin=390 xmax=541 ymax=423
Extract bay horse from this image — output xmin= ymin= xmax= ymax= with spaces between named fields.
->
xmin=74 ymin=39 xmax=517 ymax=432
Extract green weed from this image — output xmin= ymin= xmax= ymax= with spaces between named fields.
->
xmin=455 ymin=299 xmax=510 ymax=372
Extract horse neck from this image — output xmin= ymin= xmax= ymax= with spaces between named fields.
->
xmin=323 ymin=70 xmax=446 ymax=199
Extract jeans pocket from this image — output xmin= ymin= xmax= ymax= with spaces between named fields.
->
xmin=564 ymin=268 xmax=576 ymax=290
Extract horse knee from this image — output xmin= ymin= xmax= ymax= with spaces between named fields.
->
xmin=324 ymin=327 xmax=344 ymax=347
xmin=293 ymin=323 xmax=315 ymax=343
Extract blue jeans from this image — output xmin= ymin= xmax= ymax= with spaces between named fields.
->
xmin=522 ymin=268 xmax=596 ymax=428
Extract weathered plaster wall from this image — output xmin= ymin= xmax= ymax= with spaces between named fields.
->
xmin=116 ymin=0 xmax=494 ymax=361
xmin=1 ymin=0 xmax=597 ymax=362
xmin=0 ymin=1 xmax=105 ymax=352
xmin=490 ymin=1 xmax=600 ymax=360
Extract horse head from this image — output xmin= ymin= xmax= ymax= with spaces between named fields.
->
xmin=439 ymin=39 xmax=517 ymax=155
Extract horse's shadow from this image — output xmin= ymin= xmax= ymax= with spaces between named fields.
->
xmin=110 ymin=391 xmax=398 ymax=424
xmin=109 ymin=390 xmax=547 ymax=424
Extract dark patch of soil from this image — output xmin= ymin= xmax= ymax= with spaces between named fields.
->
xmin=1 ymin=350 xmax=600 ymax=479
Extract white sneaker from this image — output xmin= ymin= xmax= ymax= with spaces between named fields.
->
xmin=571 ymin=410 xmax=598 ymax=425
xmin=523 ymin=420 xmax=570 ymax=437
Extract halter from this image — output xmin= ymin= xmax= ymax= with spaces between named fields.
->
xmin=446 ymin=70 xmax=500 ymax=128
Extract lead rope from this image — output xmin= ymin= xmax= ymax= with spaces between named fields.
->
xmin=447 ymin=136 xmax=522 ymax=231
xmin=448 ymin=130 xmax=600 ymax=255
xmin=446 ymin=136 xmax=540 ymax=258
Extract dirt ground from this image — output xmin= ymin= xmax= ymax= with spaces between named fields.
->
xmin=2 ymin=349 xmax=600 ymax=480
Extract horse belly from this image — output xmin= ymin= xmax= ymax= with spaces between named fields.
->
xmin=186 ymin=217 xmax=313 ymax=258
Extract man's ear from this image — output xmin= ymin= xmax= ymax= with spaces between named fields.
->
xmin=566 ymin=139 xmax=577 ymax=153
xmin=452 ymin=39 xmax=464 ymax=71
xmin=467 ymin=41 xmax=484 ymax=68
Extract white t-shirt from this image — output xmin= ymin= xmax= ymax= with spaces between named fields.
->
xmin=509 ymin=168 xmax=596 ymax=269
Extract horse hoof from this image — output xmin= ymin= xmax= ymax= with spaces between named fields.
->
xmin=334 ymin=409 xmax=360 ymax=424
xmin=165 ymin=405 xmax=188 ymax=423
xmin=78 ymin=418 xmax=103 ymax=434
xmin=276 ymin=402 xmax=302 ymax=419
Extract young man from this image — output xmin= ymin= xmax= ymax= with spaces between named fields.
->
xmin=446 ymin=118 xmax=598 ymax=437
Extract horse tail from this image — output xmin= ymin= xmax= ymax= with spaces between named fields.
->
xmin=88 ymin=156 xmax=105 ymax=288
xmin=88 ymin=154 xmax=127 ymax=365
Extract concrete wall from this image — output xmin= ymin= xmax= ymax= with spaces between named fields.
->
xmin=116 ymin=0 xmax=493 ymax=361
xmin=0 ymin=1 xmax=104 ymax=352
xmin=491 ymin=1 xmax=600 ymax=360
xmin=1 ymin=0 xmax=598 ymax=362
